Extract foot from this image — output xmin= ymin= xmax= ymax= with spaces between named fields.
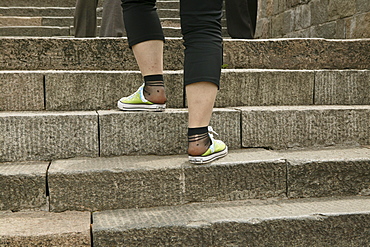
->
xmin=188 ymin=126 xmax=228 ymax=164
xmin=117 ymin=83 xmax=166 ymax=112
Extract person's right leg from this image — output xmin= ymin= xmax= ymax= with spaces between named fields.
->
xmin=181 ymin=0 xmax=228 ymax=163
xmin=74 ymin=0 xmax=98 ymax=37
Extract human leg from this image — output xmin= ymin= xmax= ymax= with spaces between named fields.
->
xmin=117 ymin=0 xmax=166 ymax=111
xmin=74 ymin=0 xmax=98 ymax=37
xmin=181 ymin=0 xmax=228 ymax=163
xmin=100 ymin=0 xmax=125 ymax=37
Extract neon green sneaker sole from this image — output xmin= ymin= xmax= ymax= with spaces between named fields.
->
xmin=117 ymin=83 xmax=166 ymax=112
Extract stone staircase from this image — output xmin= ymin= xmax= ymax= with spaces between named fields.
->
xmin=1 ymin=0 xmax=370 ymax=246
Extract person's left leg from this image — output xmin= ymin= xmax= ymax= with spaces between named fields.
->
xmin=117 ymin=0 xmax=166 ymax=111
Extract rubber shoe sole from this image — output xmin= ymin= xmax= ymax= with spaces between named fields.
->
xmin=117 ymin=101 xmax=166 ymax=112
xmin=188 ymin=146 xmax=228 ymax=165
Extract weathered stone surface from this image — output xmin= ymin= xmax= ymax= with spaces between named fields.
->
xmin=48 ymin=155 xmax=185 ymax=212
xmin=357 ymin=0 xmax=370 ymax=13
xmin=223 ymin=38 xmax=370 ymax=70
xmin=0 ymin=111 xmax=99 ymax=162
xmin=0 ymin=161 xmax=48 ymax=211
xmin=45 ymin=71 xmax=183 ymax=110
xmin=1 ymin=38 xmax=369 ymax=70
xmin=294 ymin=4 xmax=311 ymax=30
xmin=346 ymin=12 xmax=370 ymax=38
xmin=0 ymin=211 xmax=90 ymax=246
xmin=92 ymin=197 xmax=370 ymax=246
xmin=284 ymin=148 xmax=370 ymax=198
xmin=328 ymin=0 xmax=356 ymax=21
xmin=217 ymin=69 xmax=314 ymax=107
xmin=0 ymin=17 xmax=41 ymax=26
xmin=0 ymin=7 xmax=75 ymax=17
xmin=310 ymin=0 xmax=329 ymax=25
xmin=241 ymin=105 xmax=370 ymax=149
xmin=98 ymin=108 xmax=240 ymax=156
xmin=184 ymin=149 xmax=287 ymax=202
xmin=0 ymin=72 xmax=44 ymax=111
xmin=0 ymin=0 xmax=80 ymax=7
xmin=315 ymin=70 xmax=370 ymax=105
xmin=0 ymin=26 xmax=70 ymax=37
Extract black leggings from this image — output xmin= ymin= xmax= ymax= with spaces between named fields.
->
xmin=121 ymin=0 xmax=223 ymax=87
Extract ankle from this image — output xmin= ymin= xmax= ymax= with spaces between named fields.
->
xmin=143 ymin=75 xmax=167 ymax=104
xmin=187 ymin=126 xmax=211 ymax=156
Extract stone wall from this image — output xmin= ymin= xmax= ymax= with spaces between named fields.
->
xmin=256 ymin=0 xmax=370 ymax=39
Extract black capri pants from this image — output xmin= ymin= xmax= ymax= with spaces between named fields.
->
xmin=121 ymin=0 xmax=223 ymax=88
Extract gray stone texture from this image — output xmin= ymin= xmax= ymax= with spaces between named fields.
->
xmin=1 ymin=38 xmax=369 ymax=70
xmin=0 ymin=161 xmax=48 ymax=211
xmin=92 ymin=197 xmax=370 ymax=246
xmin=0 ymin=7 xmax=75 ymax=17
xmin=0 ymin=72 xmax=44 ymax=111
xmin=98 ymin=108 xmax=240 ymax=156
xmin=0 ymin=111 xmax=99 ymax=162
xmin=315 ymin=70 xmax=370 ymax=105
xmin=222 ymin=38 xmax=370 ymax=70
xmin=0 ymin=26 xmax=70 ymax=37
xmin=0 ymin=17 xmax=42 ymax=26
xmin=217 ymin=69 xmax=314 ymax=107
xmin=45 ymin=71 xmax=183 ymax=110
xmin=184 ymin=149 xmax=287 ymax=202
xmin=48 ymin=155 xmax=185 ymax=212
xmin=1 ymin=0 xmax=80 ymax=7
xmin=0 ymin=211 xmax=90 ymax=246
xmin=284 ymin=148 xmax=370 ymax=198
xmin=310 ymin=0 xmax=329 ymax=25
xmin=346 ymin=12 xmax=370 ymax=38
xmin=294 ymin=4 xmax=311 ymax=30
xmin=328 ymin=0 xmax=356 ymax=21
xmin=241 ymin=105 xmax=370 ymax=149
xmin=259 ymin=0 xmax=370 ymax=39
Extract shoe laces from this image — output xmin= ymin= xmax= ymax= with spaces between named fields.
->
xmin=207 ymin=126 xmax=218 ymax=139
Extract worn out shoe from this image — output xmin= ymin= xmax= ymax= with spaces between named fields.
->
xmin=188 ymin=127 xmax=228 ymax=164
xmin=117 ymin=84 xmax=166 ymax=111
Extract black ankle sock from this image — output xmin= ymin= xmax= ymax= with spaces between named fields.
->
xmin=188 ymin=126 xmax=208 ymax=136
xmin=188 ymin=126 xmax=211 ymax=147
xmin=144 ymin=74 xmax=164 ymax=86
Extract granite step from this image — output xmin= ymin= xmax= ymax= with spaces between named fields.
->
xmin=1 ymin=38 xmax=369 ymax=71
xmin=0 ymin=0 xmax=179 ymax=8
xmin=2 ymin=69 xmax=369 ymax=111
xmin=1 ymin=106 xmax=369 ymax=162
xmin=1 ymin=147 xmax=369 ymax=212
xmin=0 ymin=211 xmax=91 ymax=246
xmin=0 ymin=17 xmax=227 ymax=28
xmin=0 ymin=7 xmax=179 ymax=18
xmin=92 ymin=196 xmax=370 ymax=246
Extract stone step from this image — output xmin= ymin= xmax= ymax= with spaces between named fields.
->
xmin=0 ymin=7 xmax=179 ymax=18
xmin=0 ymin=106 xmax=369 ymax=162
xmin=0 ymin=26 xmax=71 ymax=36
xmin=2 ymin=69 xmax=369 ymax=111
xmin=0 ymin=211 xmax=91 ymax=246
xmin=0 ymin=17 xmax=227 ymax=28
xmin=1 ymin=147 xmax=369 ymax=212
xmin=1 ymin=38 xmax=369 ymax=71
xmin=0 ymin=0 xmax=179 ymax=8
xmin=92 ymin=196 xmax=370 ymax=246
